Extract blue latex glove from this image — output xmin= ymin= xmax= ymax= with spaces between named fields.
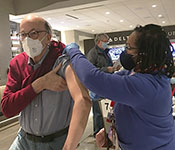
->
xmin=63 ymin=43 xmax=79 ymax=54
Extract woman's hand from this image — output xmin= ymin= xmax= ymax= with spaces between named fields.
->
xmin=63 ymin=43 xmax=79 ymax=54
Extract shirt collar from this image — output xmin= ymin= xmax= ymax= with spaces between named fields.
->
xmin=28 ymin=47 xmax=49 ymax=70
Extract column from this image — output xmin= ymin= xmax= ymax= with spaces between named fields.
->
xmin=0 ymin=13 xmax=11 ymax=85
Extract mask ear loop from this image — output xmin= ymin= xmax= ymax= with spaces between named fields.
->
xmin=40 ymin=33 xmax=48 ymax=42
xmin=40 ymin=33 xmax=49 ymax=49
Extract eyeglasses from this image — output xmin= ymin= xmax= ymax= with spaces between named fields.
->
xmin=125 ymin=45 xmax=138 ymax=50
xmin=17 ymin=30 xmax=48 ymax=40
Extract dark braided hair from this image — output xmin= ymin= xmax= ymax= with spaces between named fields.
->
xmin=134 ymin=24 xmax=174 ymax=78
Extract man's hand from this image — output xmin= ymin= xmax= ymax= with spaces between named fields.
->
xmin=63 ymin=43 xmax=79 ymax=54
xmin=96 ymin=128 xmax=106 ymax=148
xmin=107 ymin=65 xmax=122 ymax=73
xmin=43 ymin=64 xmax=67 ymax=91
xmin=107 ymin=66 xmax=114 ymax=73
xmin=32 ymin=64 xmax=67 ymax=93
xmin=113 ymin=65 xmax=122 ymax=72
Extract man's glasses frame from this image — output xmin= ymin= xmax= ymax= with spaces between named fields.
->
xmin=17 ymin=30 xmax=48 ymax=40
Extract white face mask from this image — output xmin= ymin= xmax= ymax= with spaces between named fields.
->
xmin=22 ymin=34 xmax=47 ymax=58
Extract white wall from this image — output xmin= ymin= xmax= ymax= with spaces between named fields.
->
xmin=0 ymin=0 xmax=14 ymax=14
xmin=0 ymin=13 xmax=11 ymax=85
xmin=79 ymin=41 xmax=84 ymax=54
xmin=62 ymin=30 xmax=76 ymax=44
xmin=61 ymin=30 xmax=94 ymax=54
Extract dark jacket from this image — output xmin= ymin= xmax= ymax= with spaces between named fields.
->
xmin=87 ymin=45 xmax=113 ymax=73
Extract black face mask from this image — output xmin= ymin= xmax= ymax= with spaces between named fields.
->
xmin=120 ymin=51 xmax=136 ymax=70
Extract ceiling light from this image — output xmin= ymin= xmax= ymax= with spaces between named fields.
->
xmin=65 ymin=14 xmax=79 ymax=20
xmin=76 ymin=25 xmax=79 ymax=28
xmin=120 ymin=20 xmax=124 ymax=22
xmin=158 ymin=14 xmax=162 ymax=18
xmin=129 ymin=25 xmax=133 ymax=28
xmin=73 ymin=5 xmax=104 ymax=11
xmin=106 ymin=12 xmax=110 ymax=15
xmin=61 ymin=21 xmax=64 ymax=24
xmin=152 ymin=5 xmax=157 ymax=8
xmin=92 ymin=30 xmax=95 ymax=32
xmin=47 ymin=18 xmax=51 ymax=21
xmin=162 ymin=21 xmax=165 ymax=24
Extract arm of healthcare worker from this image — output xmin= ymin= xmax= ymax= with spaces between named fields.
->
xmin=63 ymin=64 xmax=92 ymax=150
xmin=64 ymin=43 xmax=155 ymax=107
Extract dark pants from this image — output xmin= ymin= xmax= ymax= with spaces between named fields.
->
xmin=92 ymin=100 xmax=104 ymax=137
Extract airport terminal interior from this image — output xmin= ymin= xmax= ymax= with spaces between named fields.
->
xmin=0 ymin=0 xmax=175 ymax=149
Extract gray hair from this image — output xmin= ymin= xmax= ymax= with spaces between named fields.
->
xmin=94 ymin=33 xmax=109 ymax=44
xmin=45 ymin=21 xmax=52 ymax=35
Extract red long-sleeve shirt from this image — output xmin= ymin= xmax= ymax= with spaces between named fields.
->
xmin=1 ymin=41 xmax=65 ymax=118
xmin=1 ymin=52 xmax=37 ymax=118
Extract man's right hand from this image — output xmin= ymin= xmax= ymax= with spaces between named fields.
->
xmin=107 ymin=65 xmax=122 ymax=73
xmin=107 ymin=66 xmax=114 ymax=73
xmin=32 ymin=64 xmax=67 ymax=93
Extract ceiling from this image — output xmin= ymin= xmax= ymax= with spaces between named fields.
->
xmin=9 ymin=0 xmax=175 ymax=34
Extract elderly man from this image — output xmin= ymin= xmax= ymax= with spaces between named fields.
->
xmin=1 ymin=15 xmax=91 ymax=150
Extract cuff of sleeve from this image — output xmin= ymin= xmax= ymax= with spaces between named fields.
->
xmin=68 ymin=48 xmax=82 ymax=59
xmin=101 ymin=67 xmax=108 ymax=73
xmin=26 ymin=84 xmax=37 ymax=99
xmin=53 ymin=54 xmax=70 ymax=79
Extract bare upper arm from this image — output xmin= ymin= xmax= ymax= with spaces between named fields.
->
xmin=65 ymin=64 xmax=90 ymax=102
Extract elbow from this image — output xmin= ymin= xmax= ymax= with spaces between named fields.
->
xmin=84 ymin=96 xmax=92 ymax=109
xmin=84 ymin=96 xmax=92 ymax=112
xmin=2 ymin=110 xmax=13 ymax=118
xmin=1 ymin=99 xmax=15 ymax=118
xmin=1 ymin=107 xmax=13 ymax=118
xmin=1 ymin=105 xmax=13 ymax=118
xmin=2 ymin=108 xmax=16 ymax=118
xmin=76 ymin=95 xmax=92 ymax=111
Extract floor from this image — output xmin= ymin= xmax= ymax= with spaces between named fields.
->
xmin=1 ymin=98 xmax=175 ymax=150
xmin=0 ymin=122 xmax=20 ymax=150
xmin=1 ymin=111 xmax=174 ymax=150
xmin=0 ymin=109 xmax=109 ymax=150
